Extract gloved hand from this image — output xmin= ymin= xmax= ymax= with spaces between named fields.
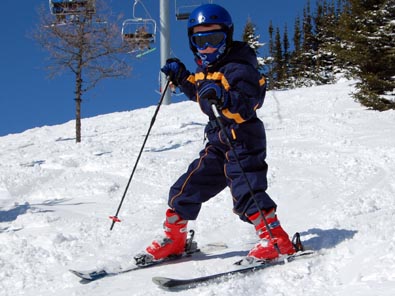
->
xmin=198 ymin=81 xmax=228 ymax=109
xmin=161 ymin=58 xmax=189 ymax=86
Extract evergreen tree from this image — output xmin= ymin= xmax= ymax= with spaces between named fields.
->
xmin=290 ymin=16 xmax=303 ymax=87
xmin=335 ymin=0 xmax=395 ymax=110
xmin=301 ymin=0 xmax=316 ymax=84
xmin=293 ymin=16 xmax=302 ymax=55
xmin=314 ymin=0 xmax=339 ymax=84
xmin=283 ymin=24 xmax=290 ymax=83
xmin=273 ymin=27 xmax=284 ymax=88
xmin=242 ymin=17 xmax=265 ymax=70
xmin=264 ymin=22 xmax=275 ymax=89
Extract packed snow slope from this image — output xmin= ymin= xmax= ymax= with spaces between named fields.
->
xmin=0 ymin=79 xmax=394 ymax=296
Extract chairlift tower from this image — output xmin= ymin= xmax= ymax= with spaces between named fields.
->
xmin=160 ymin=0 xmax=171 ymax=105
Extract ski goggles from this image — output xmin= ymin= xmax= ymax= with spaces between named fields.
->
xmin=190 ymin=30 xmax=227 ymax=50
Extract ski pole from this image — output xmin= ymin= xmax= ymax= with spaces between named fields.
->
xmin=211 ymin=104 xmax=281 ymax=256
xmin=109 ymin=80 xmax=171 ymax=230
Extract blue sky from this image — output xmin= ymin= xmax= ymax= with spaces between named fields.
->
xmin=0 ymin=0 xmax=312 ymax=137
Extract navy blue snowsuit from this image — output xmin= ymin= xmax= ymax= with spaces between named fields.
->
xmin=168 ymin=41 xmax=277 ymax=222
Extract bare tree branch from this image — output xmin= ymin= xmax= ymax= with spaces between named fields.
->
xmin=32 ymin=0 xmax=132 ymax=142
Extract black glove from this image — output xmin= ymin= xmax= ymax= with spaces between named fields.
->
xmin=198 ymin=81 xmax=228 ymax=109
xmin=161 ymin=58 xmax=189 ymax=86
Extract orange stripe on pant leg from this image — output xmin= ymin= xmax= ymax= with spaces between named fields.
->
xmin=169 ymin=145 xmax=212 ymax=208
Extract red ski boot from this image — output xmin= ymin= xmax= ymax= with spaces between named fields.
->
xmin=247 ymin=209 xmax=295 ymax=261
xmin=135 ymin=209 xmax=188 ymax=265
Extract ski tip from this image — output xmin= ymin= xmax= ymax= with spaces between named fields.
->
xmin=69 ymin=269 xmax=85 ymax=277
xmin=152 ymin=276 xmax=173 ymax=289
xmin=69 ymin=269 xmax=93 ymax=281
xmin=69 ymin=269 xmax=108 ymax=281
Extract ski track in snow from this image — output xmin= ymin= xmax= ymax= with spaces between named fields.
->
xmin=0 ymin=80 xmax=394 ymax=295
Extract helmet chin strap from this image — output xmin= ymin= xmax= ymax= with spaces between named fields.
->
xmin=196 ymin=43 xmax=227 ymax=68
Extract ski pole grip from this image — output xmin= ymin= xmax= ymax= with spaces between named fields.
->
xmin=211 ymin=104 xmax=229 ymax=144
xmin=211 ymin=103 xmax=221 ymax=118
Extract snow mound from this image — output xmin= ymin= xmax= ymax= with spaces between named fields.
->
xmin=1 ymin=80 xmax=394 ymax=295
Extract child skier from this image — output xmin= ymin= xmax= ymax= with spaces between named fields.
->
xmin=134 ymin=3 xmax=295 ymax=265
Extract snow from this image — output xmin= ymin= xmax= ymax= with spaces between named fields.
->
xmin=1 ymin=80 xmax=395 ymax=296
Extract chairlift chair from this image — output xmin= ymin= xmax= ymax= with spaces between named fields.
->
xmin=122 ymin=18 xmax=156 ymax=52
xmin=175 ymin=0 xmax=213 ymax=21
xmin=122 ymin=1 xmax=157 ymax=53
xmin=49 ymin=0 xmax=96 ymax=16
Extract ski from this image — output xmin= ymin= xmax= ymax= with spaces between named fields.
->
xmin=152 ymin=250 xmax=314 ymax=291
xmin=70 ymin=241 xmax=227 ymax=283
xmin=136 ymin=47 xmax=156 ymax=58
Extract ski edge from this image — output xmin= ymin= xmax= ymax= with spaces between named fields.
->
xmin=152 ymin=250 xmax=315 ymax=290
xmin=69 ymin=241 xmax=228 ymax=282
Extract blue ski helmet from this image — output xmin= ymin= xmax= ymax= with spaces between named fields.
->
xmin=187 ymin=4 xmax=234 ymax=64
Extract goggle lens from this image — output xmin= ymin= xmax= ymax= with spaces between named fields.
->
xmin=191 ymin=31 xmax=227 ymax=50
